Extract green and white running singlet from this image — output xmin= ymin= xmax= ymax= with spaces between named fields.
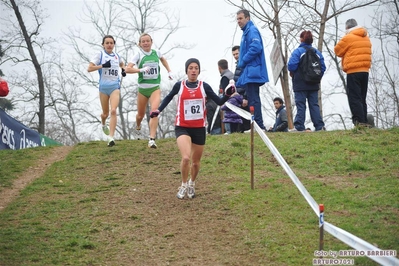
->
xmin=130 ymin=49 xmax=163 ymax=90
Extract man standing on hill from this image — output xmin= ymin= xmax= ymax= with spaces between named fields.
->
xmin=334 ymin=18 xmax=372 ymax=127
xmin=235 ymin=9 xmax=269 ymax=131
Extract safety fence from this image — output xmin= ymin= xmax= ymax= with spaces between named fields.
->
xmin=226 ymin=102 xmax=399 ymax=266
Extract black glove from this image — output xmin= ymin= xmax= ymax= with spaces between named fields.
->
xmin=102 ymin=60 xmax=111 ymax=68
xmin=150 ymin=110 xmax=160 ymax=118
xmin=121 ymin=68 xmax=126 ymax=77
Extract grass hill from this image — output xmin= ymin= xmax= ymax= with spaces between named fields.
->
xmin=0 ymin=128 xmax=398 ymax=265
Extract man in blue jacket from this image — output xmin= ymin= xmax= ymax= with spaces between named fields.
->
xmin=236 ymin=9 xmax=269 ymax=130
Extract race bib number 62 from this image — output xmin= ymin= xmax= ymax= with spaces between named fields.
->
xmin=184 ymin=99 xmax=203 ymax=120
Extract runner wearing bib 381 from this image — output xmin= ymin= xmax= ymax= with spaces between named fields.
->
xmin=126 ymin=33 xmax=173 ymax=148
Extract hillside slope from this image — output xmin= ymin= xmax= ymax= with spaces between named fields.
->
xmin=0 ymin=128 xmax=398 ymax=265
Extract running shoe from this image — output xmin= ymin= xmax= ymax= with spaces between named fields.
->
xmin=134 ymin=124 xmax=143 ymax=140
xmin=187 ymin=180 xmax=195 ymax=199
xmin=102 ymin=124 xmax=110 ymax=135
xmin=107 ymin=138 xmax=115 ymax=147
xmin=176 ymin=185 xmax=187 ymax=199
xmin=148 ymin=139 xmax=157 ymax=149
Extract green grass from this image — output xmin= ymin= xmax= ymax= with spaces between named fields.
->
xmin=0 ymin=127 xmax=398 ymax=265
xmin=0 ymin=146 xmax=52 ymax=192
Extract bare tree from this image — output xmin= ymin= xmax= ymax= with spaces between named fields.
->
xmin=0 ymin=0 xmax=50 ymax=134
xmin=367 ymin=0 xmax=399 ymax=128
xmin=43 ymin=55 xmax=101 ymax=144
xmin=63 ymin=0 xmax=191 ymax=141
xmin=0 ymin=41 xmax=14 ymax=111
xmin=226 ymin=0 xmax=379 ymax=130
xmin=226 ymin=0 xmax=295 ymax=129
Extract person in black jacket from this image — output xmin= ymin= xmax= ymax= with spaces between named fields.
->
xmin=268 ymin=97 xmax=288 ymax=132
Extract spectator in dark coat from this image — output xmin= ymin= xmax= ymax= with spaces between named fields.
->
xmin=268 ymin=97 xmax=288 ymax=132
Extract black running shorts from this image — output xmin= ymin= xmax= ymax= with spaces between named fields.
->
xmin=175 ymin=126 xmax=206 ymax=145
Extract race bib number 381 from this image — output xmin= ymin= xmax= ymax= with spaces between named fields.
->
xmin=142 ymin=62 xmax=159 ymax=80
xmin=184 ymin=99 xmax=203 ymax=120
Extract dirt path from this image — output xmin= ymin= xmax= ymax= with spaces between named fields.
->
xmin=0 ymin=146 xmax=73 ymax=210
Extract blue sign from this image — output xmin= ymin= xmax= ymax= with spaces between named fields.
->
xmin=0 ymin=108 xmax=41 ymax=150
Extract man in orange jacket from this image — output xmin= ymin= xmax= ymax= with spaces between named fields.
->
xmin=334 ymin=19 xmax=372 ymax=127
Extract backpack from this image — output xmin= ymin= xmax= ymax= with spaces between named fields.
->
xmin=299 ymin=47 xmax=322 ymax=84
xmin=0 ymin=78 xmax=9 ymax=97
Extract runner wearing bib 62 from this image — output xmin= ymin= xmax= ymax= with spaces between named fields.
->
xmin=149 ymin=58 xmax=236 ymax=200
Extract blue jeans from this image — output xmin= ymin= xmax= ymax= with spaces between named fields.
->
xmin=246 ymin=83 xmax=265 ymax=129
xmin=294 ymin=90 xmax=324 ymax=131
xmin=224 ymin=122 xmax=231 ymax=134
xmin=346 ymin=72 xmax=369 ymax=125
xmin=210 ymin=127 xmax=222 ymax=135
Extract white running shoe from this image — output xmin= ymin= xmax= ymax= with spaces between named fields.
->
xmin=102 ymin=124 xmax=110 ymax=135
xmin=187 ymin=180 xmax=195 ymax=199
xmin=107 ymin=137 xmax=115 ymax=147
xmin=148 ymin=139 xmax=157 ymax=149
xmin=176 ymin=185 xmax=187 ymax=199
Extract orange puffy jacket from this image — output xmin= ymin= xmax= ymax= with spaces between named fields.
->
xmin=334 ymin=26 xmax=372 ymax=74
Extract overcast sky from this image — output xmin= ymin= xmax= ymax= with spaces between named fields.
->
xmin=11 ymin=0 xmax=379 ymax=130
xmin=41 ymin=0 xmax=242 ymax=89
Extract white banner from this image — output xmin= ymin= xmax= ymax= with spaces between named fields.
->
xmin=225 ymin=102 xmax=399 ymax=266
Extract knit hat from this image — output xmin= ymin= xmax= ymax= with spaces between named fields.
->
xmin=185 ymin=58 xmax=200 ymax=74
xmin=345 ymin=19 xmax=357 ymax=30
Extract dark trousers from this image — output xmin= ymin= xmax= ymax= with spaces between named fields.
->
xmin=294 ymin=90 xmax=325 ymax=131
xmin=246 ymin=83 xmax=265 ymax=129
xmin=230 ymin=123 xmax=241 ymax=133
xmin=238 ymin=105 xmax=251 ymax=132
xmin=346 ymin=72 xmax=369 ymax=125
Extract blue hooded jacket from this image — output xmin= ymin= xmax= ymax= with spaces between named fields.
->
xmin=287 ymin=43 xmax=326 ymax=92
xmin=237 ymin=20 xmax=269 ymax=87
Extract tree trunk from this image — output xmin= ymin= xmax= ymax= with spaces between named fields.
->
xmin=316 ymin=0 xmax=331 ymax=119
xmin=274 ymin=0 xmax=294 ymax=129
xmin=10 ymin=0 xmax=45 ymax=134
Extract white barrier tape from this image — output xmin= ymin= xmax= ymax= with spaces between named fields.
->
xmin=325 ymin=222 xmax=399 ymax=265
xmin=225 ymin=102 xmax=399 ymax=265
xmin=226 ymin=102 xmax=251 ymax=120
xmin=210 ymin=105 xmax=220 ymax=132
xmin=254 ymin=117 xmax=320 ymax=215
xmin=225 ymin=102 xmax=319 ymax=215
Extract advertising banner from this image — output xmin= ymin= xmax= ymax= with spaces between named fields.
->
xmin=0 ymin=108 xmax=41 ymax=150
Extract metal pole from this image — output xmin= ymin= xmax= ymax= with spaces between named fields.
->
xmin=319 ymin=204 xmax=324 ymax=255
xmin=250 ymin=106 xmax=254 ymax=190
